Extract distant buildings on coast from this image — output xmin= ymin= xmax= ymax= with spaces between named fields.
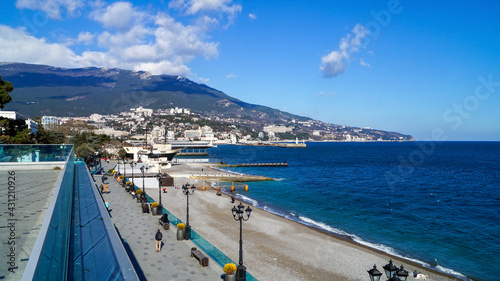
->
xmin=6 ymin=105 xmax=412 ymax=144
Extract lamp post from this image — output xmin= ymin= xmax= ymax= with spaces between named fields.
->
xmin=368 ymin=260 xmax=408 ymax=281
xmin=130 ymin=162 xmax=136 ymax=189
xmin=155 ymin=173 xmax=163 ymax=215
xmin=140 ymin=165 xmax=148 ymax=197
xmin=182 ymin=183 xmax=195 ymax=240
xmin=123 ymin=158 xmax=126 ymax=183
xmin=231 ymin=202 xmax=252 ymax=281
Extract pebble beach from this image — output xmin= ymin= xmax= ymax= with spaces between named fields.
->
xmin=143 ymin=163 xmax=462 ymax=281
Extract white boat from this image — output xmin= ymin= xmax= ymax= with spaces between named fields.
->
xmin=123 ymin=143 xmax=181 ymax=173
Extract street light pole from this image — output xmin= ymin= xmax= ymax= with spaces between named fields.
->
xmin=123 ymin=158 xmax=126 ymax=182
xmin=182 ymin=183 xmax=195 ymax=240
xmin=130 ymin=162 xmax=136 ymax=189
xmin=231 ymin=202 xmax=252 ymax=281
xmin=140 ymin=165 xmax=148 ymax=197
xmin=156 ymin=173 xmax=163 ymax=215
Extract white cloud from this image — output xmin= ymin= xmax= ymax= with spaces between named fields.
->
xmin=320 ymin=23 xmax=368 ymax=78
xmin=318 ymin=91 xmax=336 ymax=97
xmin=225 ymin=73 xmax=237 ymax=79
xmin=0 ymin=24 xmax=82 ymax=67
xmin=169 ymin=0 xmax=242 ymax=25
xmin=134 ymin=60 xmax=190 ymax=76
xmin=15 ymin=0 xmax=83 ymax=19
xmin=77 ymin=31 xmax=94 ymax=45
xmin=197 ymin=77 xmax=211 ymax=85
xmin=3 ymin=1 xmax=233 ymax=77
xmin=248 ymin=13 xmax=257 ymax=20
xmin=97 ymin=25 xmax=151 ymax=49
xmin=92 ymin=1 xmax=137 ymax=31
xmin=360 ymin=59 xmax=371 ymax=68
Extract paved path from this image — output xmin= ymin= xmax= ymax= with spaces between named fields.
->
xmin=98 ymin=161 xmax=223 ymax=281
xmin=0 ymin=170 xmax=62 ymax=280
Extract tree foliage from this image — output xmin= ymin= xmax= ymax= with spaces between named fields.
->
xmin=70 ymin=131 xmax=111 ymax=162
xmin=0 ymin=75 xmax=13 ymax=109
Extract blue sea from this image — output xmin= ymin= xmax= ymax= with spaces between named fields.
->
xmin=207 ymin=142 xmax=500 ymax=281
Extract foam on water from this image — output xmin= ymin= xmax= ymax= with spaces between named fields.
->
xmin=436 ymin=266 xmax=469 ymax=280
xmin=208 ymin=142 xmax=499 ymax=281
xmin=241 ymin=197 xmax=469 ymax=280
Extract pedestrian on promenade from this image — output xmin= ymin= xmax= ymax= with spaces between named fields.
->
xmin=155 ymin=229 xmax=163 ymax=252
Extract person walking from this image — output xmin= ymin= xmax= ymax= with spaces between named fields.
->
xmin=155 ymin=229 xmax=163 ymax=252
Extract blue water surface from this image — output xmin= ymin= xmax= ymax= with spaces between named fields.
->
xmin=208 ymin=142 xmax=500 ymax=281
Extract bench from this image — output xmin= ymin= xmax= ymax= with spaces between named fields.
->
xmin=159 ymin=219 xmax=169 ymax=230
xmin=191 ymin=247 xmax=209 ymax=267
xmin=141 ymin=203 xmax=150 ymax=213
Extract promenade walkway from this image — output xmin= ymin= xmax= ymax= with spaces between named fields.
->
xmin=0 ymin=170 xmax=62 ymax=280
xmin=98 ymin=161 xmax=222 ymax=281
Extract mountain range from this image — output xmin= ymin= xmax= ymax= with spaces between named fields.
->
xmin=0 ymin=62 xmax=413 ymax=141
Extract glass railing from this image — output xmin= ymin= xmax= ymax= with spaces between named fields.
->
xmin=0 ymin=144 xmax=73 ymax=162
xmin=22 ymin=146 xmax=75 ymax=280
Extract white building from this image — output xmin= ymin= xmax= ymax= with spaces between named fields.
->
xmin=0 ymin=110 xmax=38 ymax=134
xmin=169 ymin=107 xmax=191 ymax=115
xmin=167 ymin=131 xmax=175 ymax=140
xmin=200 ymin=125 xmax=213 ymax=136
xmin=130 ymin=106 xmax=153 ymax=117
xmin=263 ymin=125 xmax=293 ymax=133
xmin=185 ymin=129 xmax=201 ymax=139
xmin=93 ymin=128 xmax=128 ymax=138
xmin=41 ymin=116 xmax=60 ymax=129
xmin=151 ymin=126 xmax=166 ymax=139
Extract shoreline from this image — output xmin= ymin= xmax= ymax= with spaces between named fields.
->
xmin=146 ymin=163 xmax=465 ymax=281
xmin=228 ymin=191 xmax=465 ymax=281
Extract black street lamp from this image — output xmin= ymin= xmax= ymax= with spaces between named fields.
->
xmin=155 ymin=173 xmax=164 ymax=215
xmin=140 ymin=165 xmax=148 ymax=197
xmin=123 ymin=158 xmax=126 ymax=182
xmin=130 ymin=161 xmax=137 ymax=188
xmin=368 ymin=260 xmax=409 ymax=281
xmin=182 ymin=183 xmax=195 ymax=240
xmin=231 ymin=202 xmax=252 ymax=281
xmin=367 ymin=265 xmax=382 ymax=281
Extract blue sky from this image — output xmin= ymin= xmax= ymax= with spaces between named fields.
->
xmin=1 ymin=0 xmax=499 ymax=140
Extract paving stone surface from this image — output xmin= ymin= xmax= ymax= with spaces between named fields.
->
xmin=0 ymin=169 xmax=61 ymax=280
xmin=99 ymin=161 xmax=223 ymax=281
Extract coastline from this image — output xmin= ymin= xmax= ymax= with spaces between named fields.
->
xmin=146 ymin=163 xmax=464 ymax=281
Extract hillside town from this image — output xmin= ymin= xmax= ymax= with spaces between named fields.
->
xmin=34 ymin=106 xmax=413 ymax=144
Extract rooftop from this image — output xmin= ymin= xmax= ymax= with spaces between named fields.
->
xmin=0 ymin=145 xmax=234 ymax=280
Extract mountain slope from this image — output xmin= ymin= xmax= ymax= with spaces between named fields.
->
xmin=0 ymin=63 xmax=304 ymax=121
xmin=0 ymin=62 xmax=413 ymax=140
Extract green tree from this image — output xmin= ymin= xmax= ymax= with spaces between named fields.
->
xmin=0 ymin=118 xmax=33 ymax=143
xmin=9 ymin=128 xmax=34 ymax=144
xmin=33 ymin=116 xmax=65 ymax=144
xmin=0 ymin=76 xmax=14 ymax=109
xmin=118 ymin=148 xmax=127 ymax=159
xmin=70 ymin=131 xmax=111 ymax=162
